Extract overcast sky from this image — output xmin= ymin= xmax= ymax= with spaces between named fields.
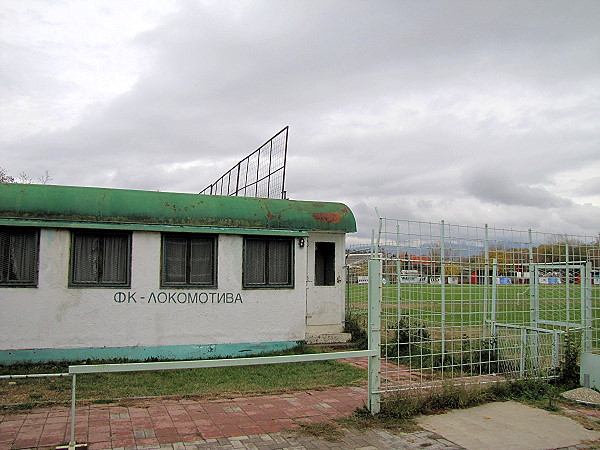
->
xmin=1 ymin=0 xmax=599 ymax=242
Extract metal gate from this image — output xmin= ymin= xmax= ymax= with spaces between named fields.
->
xmin=347 ymin=219 xmax=600 ymax=413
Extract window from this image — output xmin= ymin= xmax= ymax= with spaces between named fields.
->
xmin=243 ymin=237 xmax=293 ymax=288
xmin=315 ymin=242 xmax=335 ymax=286
xmin=0 ymin=227 xmax=39 ymax=287
xmin=162 ymin=234 xmax=216 ymax=287
xmin=70 ymin=231 xmax=131 ymax=287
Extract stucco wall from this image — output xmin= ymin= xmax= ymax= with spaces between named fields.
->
xmin=0 ymin=229 xmax=309 ymax=353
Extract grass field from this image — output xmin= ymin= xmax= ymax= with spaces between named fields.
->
xmin=347 ymin=283 xmax=600 ymax=342
xmin=345 ymin=282 xmax=598 ymax=382
xmin=0 ymin=350 xmax=366 ymax=409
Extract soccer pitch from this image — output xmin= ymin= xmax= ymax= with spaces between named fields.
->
xmin=347 ymin=283 xmax=600 ymax=330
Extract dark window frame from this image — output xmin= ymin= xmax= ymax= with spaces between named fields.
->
xmin=243 ymin=236 xmax=294 ymax=289
xmin=0 ymin=227 xmax=39 ymax=287
xmin=69 ymin=230 xmax=132 ymax=288
xmin=160 ymin=233 xmax=217 ymax=288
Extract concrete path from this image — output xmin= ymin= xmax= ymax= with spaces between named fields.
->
xmin=419 ymin=401 xmax=600 ymax=450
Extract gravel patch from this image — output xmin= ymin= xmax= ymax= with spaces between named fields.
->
xmin=562 ymin=387 xmax=600 ymax=405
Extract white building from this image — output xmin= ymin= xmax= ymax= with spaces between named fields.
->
xmin=0 ymin=183 xmax=355 ymax=363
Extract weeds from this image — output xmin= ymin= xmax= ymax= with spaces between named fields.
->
xmin=297 ymin=422 xmax=345 ymax=441
xmin=370 ymin=377 xmax=564 ymax=424
xmin=383 ymin=316 xmax=430 ymax=359
xmin=556 ymin=332 xmax=580 ymax=389
xmin=379 ymin=384 xmax=492 ymax=420
xmin=344 ymin=314 xmax=368 ymax=349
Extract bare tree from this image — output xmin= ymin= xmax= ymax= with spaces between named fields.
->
xmin=546 ymin=233 xmax=584 ymax=247
xmin=0 ymin=167 xmax=15 ymax=183
xmin=0 ymin=167 xmax=52 ymax=184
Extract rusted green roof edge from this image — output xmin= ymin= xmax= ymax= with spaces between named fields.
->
xmin=0 ymin=184 xmax=356 ymax=233
xmin=0 ymin=218 xmax=309 ymax=236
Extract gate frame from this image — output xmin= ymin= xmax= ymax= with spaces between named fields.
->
xmin=488 ymin=260 xmax=592 ymax=376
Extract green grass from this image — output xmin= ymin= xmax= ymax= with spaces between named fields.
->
xmin=1 ymin=349 xmax=366 ymax=409
xmin=347 ymin=283 xmax=600 ymax=360
xmin=344 ymin=378 xmax=575 ymax=432
xmin=347 ymin=283 xmax=600 ymax=328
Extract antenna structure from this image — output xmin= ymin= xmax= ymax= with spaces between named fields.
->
xmin=200 ymin=127 xmax=289 ymax=199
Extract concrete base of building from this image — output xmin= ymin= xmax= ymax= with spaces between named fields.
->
xmin=0 ymin=340 xmax=302 ymax=364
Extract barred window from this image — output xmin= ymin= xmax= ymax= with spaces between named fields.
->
xmin=162 ymin=234 xmax=216 ymax=287
xmin=0 ymin=227 xmax=39 ymax=287
xmin=70 ymin=231 xmax=131 ymax=287
xmin=243 ymin=237 xmax=293 ymax=288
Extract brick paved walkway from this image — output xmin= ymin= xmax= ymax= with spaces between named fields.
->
xmin=0 ymin=385 xmax=464 ymax=449
xmin=2 ymin=357 xmax=590 ymax=449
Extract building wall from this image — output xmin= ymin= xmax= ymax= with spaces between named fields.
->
xmin=0 ymin=228 xmax=313 ymax=362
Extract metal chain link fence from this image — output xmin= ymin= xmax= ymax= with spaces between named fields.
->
xmin=347 ymin=219 xmax=600 ymax=394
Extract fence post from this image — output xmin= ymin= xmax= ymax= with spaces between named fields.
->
xmin=484 ymin=224 xmax=490 ymax=338
xmin=396 ymin=224 xmax=402 ymax=317
xmin=583 ymin=263 xmax=593 ymax=352
xmin=491 ymin=258 xmax=498 ymax=336
xmin=520 ymin=328 xmax=526 ymax=378
xmin=69 ymin=374 xmax=77 ymax=449
xmin=368 ymin=258 xmax=382 ymax=414
xmin=552 ymin=331 xmax=560 ymax=369
xmin=440 ymin=220 xmax=446 ymax=357
xmin=528 ymin=229 xmax=539 ymax=372
xmin=566 ymin=243 xmax=571 ymax=326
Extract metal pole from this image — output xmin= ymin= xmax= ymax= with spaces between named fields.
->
xmin=266 ymin=139 xmax=273 ymax=198
xmin=69 ymin=374 xmax=77 ymax=449
xmin=565 ymin=243 xmax=570 ymax=326
xmin=583 ymin=263 xmax=593 ymax=352
xmin=375 ymin=212 xmax=382 ymax=258
xmin=280 ymin=126 xmax=289 ymax=199
xmin=440 ymin=220 xmax=446 ymax=357
xmin=484 ymin=224 xmax=489 ymax=338
xmin=368 ymin=258 xmax=382 ymax=414
xmin=528 ymin=229 xmax=539 ymax=371
xmin=552 ymin=331 xmax=560 ymax=369
xmin=397 ymin=224 xmax=402 ymax=318
xmin=370 ymin=229 xmax=375 ymax=259
xmin=520 ymin=328 xmax=526 ymax=377
xmin=492 ymin=258 xmax=498 ymax=337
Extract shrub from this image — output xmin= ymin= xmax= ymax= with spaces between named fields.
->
xmin=556 ymin=332 xmax=580 ymax=388
xmin=384 ymin=316 xmax=430 ymax=359
xmin=344 ymin=314 xmax=368 ymax=349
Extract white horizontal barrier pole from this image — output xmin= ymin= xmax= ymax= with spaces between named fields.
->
xmin=0 ymin=373 xmax=69 ymax=379
xmin=69 ymin=350 xmax=376 ymax=375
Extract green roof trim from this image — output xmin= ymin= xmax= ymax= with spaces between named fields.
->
xmin=0 ymin=218 xmax=309 ymax=237
xmin=0 ymin=184 xmax=356 ymax=233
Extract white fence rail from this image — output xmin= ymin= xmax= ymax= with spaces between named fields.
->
xmin=63 ymin=350 xmax=376 ymax=449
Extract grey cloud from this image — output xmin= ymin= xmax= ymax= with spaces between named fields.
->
xmin=463 ymin=168 xmax=572 ymax=208
xmin=575 ymin=177 xmax=600 ymax=197
xmin=2 ymin=0 xmax=599 ymax=238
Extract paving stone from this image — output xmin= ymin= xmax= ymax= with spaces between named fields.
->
xmin=6 ymin=373 xmax=597 ymax=449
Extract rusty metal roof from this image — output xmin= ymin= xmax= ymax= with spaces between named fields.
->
xmin=0 ymin=184 xmax=356 ymax=233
